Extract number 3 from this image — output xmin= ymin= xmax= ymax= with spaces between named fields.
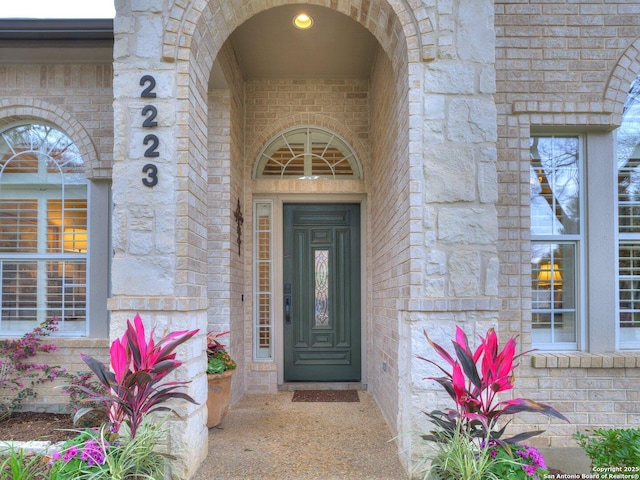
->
xmin=142 ymin=163 xmax=158 ymax=187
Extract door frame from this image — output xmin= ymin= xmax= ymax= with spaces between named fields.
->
xmin=255 ymin=194 xmax=368 ymax=386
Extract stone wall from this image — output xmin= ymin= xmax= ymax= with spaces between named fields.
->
xmin=402 ymin=0 xmax=501 ymax=466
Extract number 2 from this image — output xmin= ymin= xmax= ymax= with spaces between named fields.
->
xmin=140 ymin=75 xmax=156 ymax=98
xmin=141 ymin=105 xmax=158 ymax=127
xmin=143 ymin=134 xmax=159 ymax=157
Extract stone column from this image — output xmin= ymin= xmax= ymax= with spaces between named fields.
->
xmin=399 ymin=0 xmax=500 ymax=467
xmin=110 ymin=1 xmax=208 ymax=477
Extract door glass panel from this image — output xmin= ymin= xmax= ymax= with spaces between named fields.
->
xmin=314 ymin=249 xmax=329 ymax=327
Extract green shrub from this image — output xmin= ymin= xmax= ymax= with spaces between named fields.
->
xmin=573 ymin=427 xmax=640 ymax=469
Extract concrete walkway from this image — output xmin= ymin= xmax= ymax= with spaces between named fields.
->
xmin=190 ymin=390 xmax=593 ymax=480
xmin=192 ymin=391 xmax=409 ymax=480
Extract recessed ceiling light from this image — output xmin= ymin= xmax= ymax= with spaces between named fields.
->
xmin=293 ymin=13 xmax=313 ymax=29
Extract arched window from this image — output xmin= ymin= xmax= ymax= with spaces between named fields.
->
xmin=254 ymin=126 xmax=362 ymax=179
xmin=0 ymin=124 xmax=88 ymax=334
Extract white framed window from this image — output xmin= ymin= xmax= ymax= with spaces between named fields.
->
xmin=253 ymin=201 xmax=273 ymax=360
xmin=530 ymin=136 xmax=582 ymax=350
xmin=617 ymin=74 xmax=640 ymax=349
xmin=0 ymin=124 xmax=88 ymax=335
xmin=254 ymin=126 xmax=362 ymax=180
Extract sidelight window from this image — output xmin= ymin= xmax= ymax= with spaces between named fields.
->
xmin=253 ymin=201 xmax=273 ymax=360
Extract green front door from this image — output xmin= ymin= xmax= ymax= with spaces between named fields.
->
xmin=283 ymin=204 xmax=361 ymax=382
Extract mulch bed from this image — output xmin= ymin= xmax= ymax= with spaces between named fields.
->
xmin=0 ymin=411 xmax=79 ymax=443
xmin=292 ymin=390 xmax=360 ymax=402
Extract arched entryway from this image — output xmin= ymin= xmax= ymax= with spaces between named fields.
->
xmin=196 ymin=0 xmax=424 ymax=473
xmin=198 ymin=0 xmax=419 ymax=421
xmin=111 ymin=0 xmax=431 ymax=477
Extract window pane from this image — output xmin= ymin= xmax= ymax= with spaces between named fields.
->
xmin=256 ymin=127 xmax=361 ymax=179
xmin=0 ymin=124 xmax=84 ymax=176
xmin=618 ymin=74 xmax=640 ymax=347
xmin=0 ymin=200 xmax=38 ymax=253
xmin=618 ymin=157 xmax=640 ymax=232
xmin=0 ymin=259 xmax=86 ymax=333
xmin=531 ymin=243 xmax=577 ymax=346
xmin=530 ymin=136 xmax=580 ymax=235
xmin=619 ymin=242 xmax=640 ymax=345
xmin=0 ymin=124 xmax=87 ymax=335
xmin=47 ymin=199 xmax=88 ymax=253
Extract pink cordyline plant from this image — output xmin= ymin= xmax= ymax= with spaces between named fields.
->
xmin=73 ymin=313 xmax=198 ymax=438
xmin=418 ymin=326 xmax=569 ymax=444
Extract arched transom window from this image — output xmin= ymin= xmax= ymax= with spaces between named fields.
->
xmin=0 ymin=124 xmax=87 ymax=334
xmin=254 ymin=126 xmax=362 ymax=179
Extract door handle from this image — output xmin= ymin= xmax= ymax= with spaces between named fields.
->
xmin=285 ymin=295 xmax=292 ymax=324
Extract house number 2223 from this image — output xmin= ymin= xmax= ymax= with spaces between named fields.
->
xmin=140 ymin=75 xmax=159 ymax=187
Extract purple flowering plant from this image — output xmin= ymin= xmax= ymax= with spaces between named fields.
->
xmin=487 ymin=443 xmax=549 ymax=480
xmin=48 ymin=428 xmax=107 ymax=478
xmin=0 ymin=317 xmax=66 ymax=418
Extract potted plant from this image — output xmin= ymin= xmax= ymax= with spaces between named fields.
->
xmin=206 ymin=331 xmax=236 ymax=428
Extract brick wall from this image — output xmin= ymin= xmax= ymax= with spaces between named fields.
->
xmin=369 ymin=44 xmax=408 ymax=432
xmin=0 ymin=64 xmax=113 ymax=178
xmin=207 ymin=41 xmax=246 ymax=402
xmin=0 ymin=62 xmax=113 ymax=412
xmin=496 ymin=0 xmax=640 ymax=446
xmin=1 ymin=338 xmax=109 ymax=413
xmin=244 ymin=77 xmax=369 ymax=160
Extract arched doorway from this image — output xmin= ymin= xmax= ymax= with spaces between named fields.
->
xmin=202 ymin=2 xmax=416 ymax=413
xmin=111 ymin=0 xmax=426 ymax=476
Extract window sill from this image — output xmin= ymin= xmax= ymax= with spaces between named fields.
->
xmin=530 ymin=352 xmax=640 ymax=369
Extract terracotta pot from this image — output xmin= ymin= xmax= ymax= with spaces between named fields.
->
xmin=206 ymin=369 xmax=235 ymax=428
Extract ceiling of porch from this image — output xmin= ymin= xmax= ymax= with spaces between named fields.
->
xmin=210 ymin=4 xmax=378 ymax=88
